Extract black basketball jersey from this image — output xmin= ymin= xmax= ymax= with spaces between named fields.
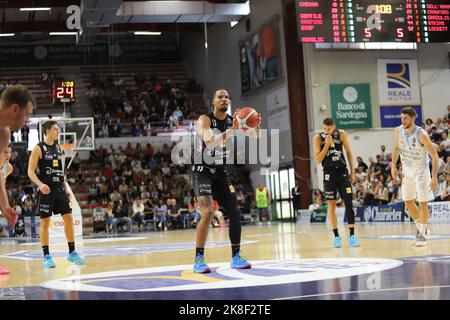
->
xmin=194 ymin=112 xmax=233 ymax=170
xmin=319 ymin=129 xmax=347 ymax=171
xmin=37 ymin=141 xmax=65 ymax=189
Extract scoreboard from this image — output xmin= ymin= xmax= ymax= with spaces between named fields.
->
xmin=296 ymin=0 xmax=450 ymax=43
xmin=52 ymin=80 xmax=75 ymax=104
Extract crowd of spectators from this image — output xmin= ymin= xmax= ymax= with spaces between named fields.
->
xmin=309 ymin=106 xmax=450 ymax=210
xmin=88 ymin=70 xmax=205 ymax=138
xmin=68 ymin=142 xmax=254 ymax=233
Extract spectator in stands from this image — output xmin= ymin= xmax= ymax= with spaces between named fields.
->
xmin=168 ymin=111 xmax=179 ymax=129
xmin=441 ymin=132 xmax=450 ymax=151
xmin=212 ymin=200 xmax=227 ymax=228
xmin=429 ymin=126 xmax=441 ymax=143
xmin=155 ymin=199 xmax=169 ymax=231
xmin=188 ymin=197 xmax=201 ymax=228
xmin=434 ymin=173 xmax=448 ymax=202
xmin=132 ymin=198 xmax=147 ymax=231
xmin=374 ymin=179 xmax=389 ymax=205
xmin=112 ymin=200 xmax=132 ymax=233
xmin=168 ymin=199 xmax=185 ymax=229
xmin=308 ymin=189 xmax=324 ymax=210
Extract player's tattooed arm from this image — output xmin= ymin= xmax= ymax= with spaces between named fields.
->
xmin=198 ymin=115 xmax=235 ymax=150
xmin=313 ymin=134 xmax=330 ymax=164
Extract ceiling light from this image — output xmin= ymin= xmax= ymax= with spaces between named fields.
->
xmin=133 ymin=31 xmax=162 ymax=36
xmin=20 ymin=7 xmax=51 ymax=11
xmin=49 ymin=32 xmax=78 ymax=36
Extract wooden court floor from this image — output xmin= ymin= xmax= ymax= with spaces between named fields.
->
xmin=1 ymin=222 xmax=450 ymax=299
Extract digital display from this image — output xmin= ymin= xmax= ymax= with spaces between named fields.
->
xmin=52 ymin=81 xmax=75 ymax=104
xmin=296 ymin=0 xmax=450 ymax=43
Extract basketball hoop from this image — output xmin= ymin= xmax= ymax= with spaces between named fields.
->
xmin=61 ymin=143 xmax=76 ymax=158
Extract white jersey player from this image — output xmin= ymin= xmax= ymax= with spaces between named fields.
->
xmin=391 ymin=107 xmax=439 ymax=246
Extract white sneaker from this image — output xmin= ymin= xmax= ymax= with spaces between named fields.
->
xmin=414 ymin=230 xmax=427 ymax=247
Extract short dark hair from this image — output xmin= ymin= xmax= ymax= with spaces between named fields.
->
xmin=42 ymin=120 xmax=58 ymax=137
xmin=323 ymin=118 xmax=334 ymax=126
xmin=0 ymin=84 xmax=35 ymax=110
xmin=401 ymin=107 xmax=417 ymax=118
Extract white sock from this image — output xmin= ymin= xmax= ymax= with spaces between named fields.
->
xmin=419 ymin=223 xmax=428 ymax=237
xmin=413 ymin=219 xmax=420 ymax=231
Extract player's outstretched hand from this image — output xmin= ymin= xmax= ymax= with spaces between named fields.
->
xmin=39 ymin=184 xmax=51 ymax=195
xmin=2 ymin=206 xmax=18 ymax=230
xmin=430 ymin=177 xmax=438 ymax=191
xmin=391 ymin=166 xmax=400 ymax=184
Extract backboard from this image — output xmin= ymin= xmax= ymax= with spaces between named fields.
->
xmin=38 ymin=118 xmax=95 ymax=151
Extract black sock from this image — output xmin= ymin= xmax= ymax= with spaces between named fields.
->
xmin=196 ymin=247 xmax=204 ymax=257
xmin=42 ymin=246 xmax=49 ymax=256
xmin=333 ymin=229 xmax=339 ymax=237
xmin=349 ymin=227 xmax=355 ymax=237
xmin=68 ymin=242 xmax=75 ymax=254
xmin=231 ymin=244 xmax=240 ymax=257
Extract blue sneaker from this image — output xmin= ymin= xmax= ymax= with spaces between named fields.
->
xmin=349 ymin=235 xmax=361 ymax=247
xmin=333 ymin=236 xmax=343 ymax=248
xmin=67 ymin=251 xmax=85 ymax=265
xmin=230 ymin=253 xmax=251 ymax=269
xmin=44 ymin=254 xmax=56 ymax=268
xmin=193 ymin=255 xmax=210 ymax=273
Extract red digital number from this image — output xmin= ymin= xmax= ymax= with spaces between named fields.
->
xmin=364 ymin=28 xmax=372 ymax=38
xmin=66 ymin=87 xmax=74 ymax=98
xmin=397 ymin=28 xmax=404 ymax=38
xmin=56 ymin=87 xmax=64 ymax=98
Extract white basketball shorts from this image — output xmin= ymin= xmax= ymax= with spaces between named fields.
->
xmin=401 ymin=165 xmax=434 ymax=203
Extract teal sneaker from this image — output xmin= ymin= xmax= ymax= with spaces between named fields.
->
xmin=67 ymin=251 xmax=85 ymax=265
xmin=193 ymin=255 xmax=211 ymax=273
xmin=230 ymin=253 xmax=251 ymax=269
xmin=349 ymin=235 xmax=361 ymax=247
xmin=333 ymin=236 xmax=343 ymax=248
xmin=44 ymin=254 xmax=56 ymax=268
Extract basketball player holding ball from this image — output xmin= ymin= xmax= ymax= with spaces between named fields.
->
xmin=192 ymin=89 xmax=261 ymax=273
xmin=313 ymin=118 xmax=360 ymax=248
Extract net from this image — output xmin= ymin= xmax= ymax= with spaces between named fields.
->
xmin=60 ymin=143 xmax=76 ymax=158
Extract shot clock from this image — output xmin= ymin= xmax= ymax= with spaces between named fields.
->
xmin=52 ymin=80 xmax=75 ymax=104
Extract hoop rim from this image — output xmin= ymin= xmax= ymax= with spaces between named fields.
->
xmin=60 ymin=143 xmax=76 ymax=151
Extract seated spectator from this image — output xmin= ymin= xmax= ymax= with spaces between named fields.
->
xmin=154 ymin=199 xmax=169 ymax=231
xmin=434 ymin=173 xmax=448 ymax=202
xmin=188 ymin=198 xmax=201 ymax=227
xmin=212 ymin=200 xmax=227 ymax=228
xmin=131 ymin=198 xmax=147 ymax=231
xmin=167 ymin=199 xmax=185 ymax=229
xmin=356 ymin=156 xmax=368 ymax=171
xmin=168 ymin=112 xmax=179 ymax=129
xmin=112 ymin=200 xmax=132 ymax=233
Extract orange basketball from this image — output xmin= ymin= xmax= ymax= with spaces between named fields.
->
xmin=236 ymin=107 xmax=259 ymax=132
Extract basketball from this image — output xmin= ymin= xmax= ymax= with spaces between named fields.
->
xmin=235 ymin=107 xmax=260 ymax=133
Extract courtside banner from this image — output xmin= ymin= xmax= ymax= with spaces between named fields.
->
xmin=428 ymin=202 xmax=450 ymax=223
xmin=349 ymin=204 xmax=408 ymax=223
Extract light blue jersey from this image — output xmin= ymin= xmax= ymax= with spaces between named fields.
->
xmin=398 ymin=125 xmax=429 ymax=168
